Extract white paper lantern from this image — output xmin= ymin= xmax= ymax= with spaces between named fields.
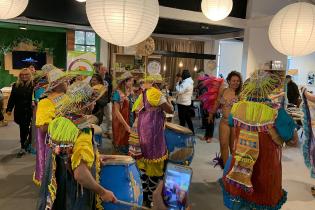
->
xmin=86 ymin=0 xmax=159 ymax=47
xmin=201 ymin=0 xmax=233 ymax=21
xmin=269 ymin=2 xmax=315 ymax=56
xmin=0 ymin=0 xmax=29 ymax=19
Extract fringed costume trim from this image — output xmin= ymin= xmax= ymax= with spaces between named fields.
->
xmin=219 ymin=179 xmax=287 ymax=210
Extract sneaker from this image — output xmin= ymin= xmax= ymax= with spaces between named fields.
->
xmin=16 ymin=149 xmax=26 ymax=158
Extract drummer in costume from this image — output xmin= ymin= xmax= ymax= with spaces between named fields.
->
xmin=300 ymin=87 xmax=315 ymax=196
xmin=221 ymin=70 xmax=297 ymax=210
xmin=133 ymin=73 xmax=173 ymax=207
xmin=37 ymin=81 xmax=116 ymax=210
xmin=28 ymin=64 xmax=58 ymax=154
xmin=112 ymin=72 xmax=135 ymax=154
xmin=33 ymin=68 xmax=74 ymax=186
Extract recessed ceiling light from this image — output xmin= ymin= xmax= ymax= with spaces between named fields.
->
xmin=19 ymin=26 xmax=27 ymax=30
xmin=75 ymin=0 xmax=86 ymax=2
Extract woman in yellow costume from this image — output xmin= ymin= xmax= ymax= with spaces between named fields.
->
xmin=37 ymin=81 xmax=116 ymax=210
xmin=33 ymin=68 xmax=74 ymax=186
xmin=133 ymin=74 xmax=173 ymax=207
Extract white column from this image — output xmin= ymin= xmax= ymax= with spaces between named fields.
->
xmin=99 ymin=39 xmax=109 ymax=68
xmin=241 ymin=0 xmax=291 ymax=78
xmin=204 ymin=40 xmax=219 ymax=76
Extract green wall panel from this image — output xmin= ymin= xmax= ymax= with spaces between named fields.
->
xmin=0 ymin=26 xmax=67 ymax=69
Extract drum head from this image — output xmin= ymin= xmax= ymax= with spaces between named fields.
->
xmin=165 ymin=122 xmax=193 ymax=134
xmin=102 ymin=155 xmax=135 ymax=165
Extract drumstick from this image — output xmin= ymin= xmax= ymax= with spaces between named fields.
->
xmin=116 ymin=200 xmax=150 ymax=210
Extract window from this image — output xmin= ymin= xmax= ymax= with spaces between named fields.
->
xmin=75 ymin=31 xmax=96 ymax=52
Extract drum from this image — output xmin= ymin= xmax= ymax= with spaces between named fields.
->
xmin=164 ymin=122 xmax=195 ymax=165
xmin=100 ymin=155 xmax=143 ymax=210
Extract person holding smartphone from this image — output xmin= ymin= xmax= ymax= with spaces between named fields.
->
xmin=152 ymin=163 xmax=192 ymax=210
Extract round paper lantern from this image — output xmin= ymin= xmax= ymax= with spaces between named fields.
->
xmin=0 ymin=0 xmax=29 ymax=19
xmin=269 ymin=2 xmax=315 ymax=56
xmin=86 ymin=0 xmax=159 ymax=47
xmin=201 ymin=0 xmax=233 ymax=21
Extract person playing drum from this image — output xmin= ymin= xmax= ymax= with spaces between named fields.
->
xmin=37 ymin=81 xmax=116 ymax=210
xmin=133 ymin=73 xmax=173 ymax=207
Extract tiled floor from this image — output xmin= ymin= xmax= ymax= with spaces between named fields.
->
xmin=0 ymin=120 xmax=314 ymax=210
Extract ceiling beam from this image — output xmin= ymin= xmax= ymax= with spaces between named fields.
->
xmin=153 ymin=30 xmax=244 ymax=41
xmin=159 ymin=6 xmax=247 ymax=29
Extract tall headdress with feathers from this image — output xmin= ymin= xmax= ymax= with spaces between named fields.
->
xmin=241 ymin=70 xmax=281 ymax=100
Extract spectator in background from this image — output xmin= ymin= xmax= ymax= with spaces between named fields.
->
xmin=93 ymin=62 xmax=103 ymax=73
xmin=28 ymin=64 xmax=36 ymax=74
xmin=0 ymin=89 xmax=8 ymax=127
xmin=97 ymin=66 xmax=113 ymax=138
xmin=286 ymin=75 xmax=301 ymax=107
xmin=6 ymin=68 xmax=34 ymax=157
xmin=90 ymin=74 xmax=107 ymax=125
xmin=176 ymin=70 xmax=194 ymax=134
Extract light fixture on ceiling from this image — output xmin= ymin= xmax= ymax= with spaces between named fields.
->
xmin=75 ymin=0 xmax=86 ymax=2
xmin=0 ymin=0 xmax=29 ymax=20
xmin=179 ymin=61 xmax=184 ymax=68
xmin=86 ymin=0 xmax=159 ymax=47
xmin=201 ymin=0 xmax=233 ymax=21
xmin=269 ymin=2 xmax=315 ymax=56
xmin=194 ymin=66 xmax=198 ymax=72
xmin=19 ymin=25 xmax=27 ymax=30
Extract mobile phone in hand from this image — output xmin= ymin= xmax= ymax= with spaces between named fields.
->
xmin=163 ymin=163 xmax=193 ymax=210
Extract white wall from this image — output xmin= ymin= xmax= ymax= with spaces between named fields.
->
xmin=290 ymin=52 xmax=315 ymax=92
xmin=247 ymin=0 xmax=294 ymax=18
xmin=242 ymin=27 xmax=287 ymax=78
xmin=99 ymin=39 xmax=109 ymax=68
xmin=218 ymin=40 xmax=243 ymax=79
xmin=204 ymin=40 xmax=219 ymax=76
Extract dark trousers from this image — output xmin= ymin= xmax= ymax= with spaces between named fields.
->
xmin=141 ymin=171 xmax=163 ymax=207
xmin=177 ymin=104 xmax=194 ymax=134
xmin=205 ymin=115 xmax=215 ymax=138
xmin=19 ymin=121 xmax=31 ymax=149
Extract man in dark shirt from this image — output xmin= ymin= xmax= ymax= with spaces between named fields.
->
xmin=286 ymin=75 xmax=301 ymax=107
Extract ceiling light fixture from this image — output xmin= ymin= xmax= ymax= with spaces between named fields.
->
xmin=19 ymin=25 xmax=27 ymax=30
xmin=269 ymin=2 xmax=315 ymax=56
xmin=0 ymin=0 xmax=29 ymax=20
xmin=201 ymin=0 xmax=233 ymax=21
xmin=86 ymin=0 xmax=159 ymax=47
xmin=194 ymin=66 xmax=198 ymax=72
xmin=75 ymin=0 xmax=86 ymax=2
xmin=179 ymin=61 xmax=183 ymax=68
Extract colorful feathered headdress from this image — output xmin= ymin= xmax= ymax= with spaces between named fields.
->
xmin=240 ymin=70 xmax=281 ymax=100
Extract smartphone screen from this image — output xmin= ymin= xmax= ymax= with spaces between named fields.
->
xmin=163 ymin=163 xmax=192 ymax=210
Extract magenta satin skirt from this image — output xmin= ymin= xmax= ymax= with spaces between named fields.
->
xmin=33 ymin=127 xmax=48 ymax=186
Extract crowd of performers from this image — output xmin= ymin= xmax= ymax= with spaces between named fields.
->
xmin=4 ymin=62 xmax=315 ymax=210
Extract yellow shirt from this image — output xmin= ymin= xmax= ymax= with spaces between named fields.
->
xmin=36 ymin=98 xmax=56 ymax=126
xmin=71 ymin=131 xmax=94 ymax=170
